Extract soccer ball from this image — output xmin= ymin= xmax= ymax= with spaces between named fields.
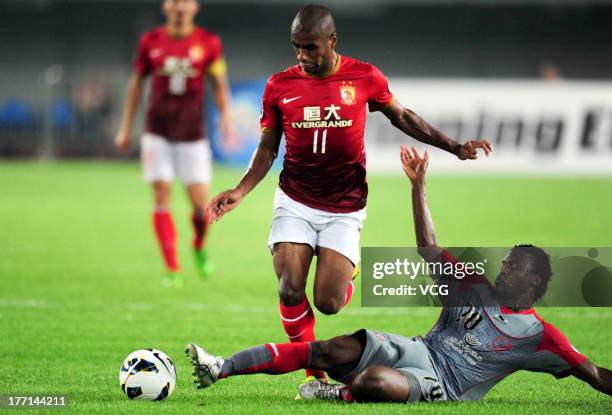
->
xmin=119 ymin=349 xmax=176 ymax=401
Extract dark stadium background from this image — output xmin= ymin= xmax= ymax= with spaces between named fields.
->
xmin=2 ymin=0 xmax=612 ymax=157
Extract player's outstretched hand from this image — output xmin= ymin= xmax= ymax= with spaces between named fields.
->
xmin=400 ymin=144 xmax=429 ymax=183
xmin=206 ymin=188 xmax=245 ymax=223
xmin=456 ymin=139 xmax=492 ymax=160
xmin=114 ymin=130 xmax=132 ymax=154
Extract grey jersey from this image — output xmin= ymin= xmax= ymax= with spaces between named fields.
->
xmin=423 ymin=250 xmax=587 ymax=401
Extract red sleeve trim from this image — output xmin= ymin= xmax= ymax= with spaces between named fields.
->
xmin=259 ymin=75 xmax=280 ymax=129
xmin=367 ymin=64 xmax=394 ymax=112
xmin=133 ymin=33 xmax=150 ymax=76
xmin=438 ymin=249 xmax=490 ymax=287
xmin=206 ymin=32 xmax=223 ymax=64
xmin=370 ymin=96 xmax=395 ymax=112
xmin=536 ymin=322 xmax=588 ymax=368
xmin=439 ymin=250 xmax=458 ymax=264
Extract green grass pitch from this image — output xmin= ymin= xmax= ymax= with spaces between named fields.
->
xmin=0 ymin=161 xmax=611 ymax=414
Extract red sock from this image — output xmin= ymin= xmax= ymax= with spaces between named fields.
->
xmin=219 ymin=342 xmax=311 ymax=378
xmin=341 ymin=388 xmax=354 ymax=402
xmin=344 ymin=280 xmax=355 ymax=306
xmin=279 ymin=297 xmax=325 ymax=379
xmin=153 ymin=210 xmax=178 ymax=271
xmin=191 ymin=211 xmax=209 ymax=251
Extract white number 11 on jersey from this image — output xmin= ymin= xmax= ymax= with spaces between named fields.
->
xmin=312 ymin=129 xmax=328 ymax=154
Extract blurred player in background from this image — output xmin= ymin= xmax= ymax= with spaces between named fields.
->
xmin=115 ymin=0 xmax=233 ymax=287
xmin=207 ymin=4 xmax=491 ymax=387
xmin=185 ymin=147 xmax=611 ymax=403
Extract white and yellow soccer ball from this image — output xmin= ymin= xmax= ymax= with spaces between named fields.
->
xmin=119 ymin=349 xmax=176 ymax=401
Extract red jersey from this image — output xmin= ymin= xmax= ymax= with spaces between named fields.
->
xmin=260 ymin=55 xmax=394 ymax=213
xmin=134 ymin=26 xmax=223 ymax=142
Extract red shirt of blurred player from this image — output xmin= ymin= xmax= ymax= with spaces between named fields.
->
xmin=115 ymin=0 xmax=233 ymax=281
xmin=135 ymin=27 xmax=223 ymax=141
xmin=260 ymin=56 xmax=393 ymax=213
xmin=116 ymin=0 xmax=232 ymax=151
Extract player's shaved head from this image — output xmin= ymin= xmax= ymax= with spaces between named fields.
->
xmin=290 ymin=5 xmax=338 ymax=76
xmin=291 ymin=4 xmax=336 ymax=36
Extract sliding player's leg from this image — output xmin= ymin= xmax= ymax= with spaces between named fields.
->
xmin=332 ymin=329 xmax=447 ymax=403
xmin=185 ymin=332 xmax=364 ymax=390
xmin=299 ymin=365 xmax=413 ymax=403
xmin=186 ymin=331 xmax=424 ymax=403
xmin=348 ymin=366 xmax=410 ymax=402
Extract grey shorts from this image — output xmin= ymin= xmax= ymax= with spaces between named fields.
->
xmin=341 ymin=329 xmax=447 ymax=402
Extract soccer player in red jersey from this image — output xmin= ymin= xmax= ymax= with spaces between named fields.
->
xmin=115 ymin=0 xmax=233 ymax=287
xmin=207 ymin=5 xmax=492 ymax=384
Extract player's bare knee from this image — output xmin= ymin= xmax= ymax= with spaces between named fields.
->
xmin=314 ymin=296 xmax=342 ymax=315
xmin=278 ymin=286 xmax=305 ymax=306
xmin=189 ymin=193 xmax=207 ymax=215
xmin=278 ymin=278 xmax=306 ymax=306
xmin=354 ymin=367 xmax=387 ymax=389
xmin=152 ymin=183 xmax=171 ymax=208
xmin=273 ymin=252 xmax=301 ymax=280
xmin=349 ymin=371 xmax=369 ymax=399
xmin=350 ymin=367 xmax=388 ymax=400
xmin=154 ymin=202 xmax=171 ymax=211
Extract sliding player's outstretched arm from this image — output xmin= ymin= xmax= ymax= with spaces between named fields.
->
xmin=527 ymin=326 xmax=612 ymax=397
xmin=207 ymin=127 xmax=282 ymax=222
xmin=400 ymin=145 xmax=443 ymax=261
xmin=383 ymin=101 xmax=492 ymax=160
xmin=571 ymin=361 xmax=612 ymax=396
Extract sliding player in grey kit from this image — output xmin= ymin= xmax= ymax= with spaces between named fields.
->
xmin=185 ymin=145 xmax=612 ymax=403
